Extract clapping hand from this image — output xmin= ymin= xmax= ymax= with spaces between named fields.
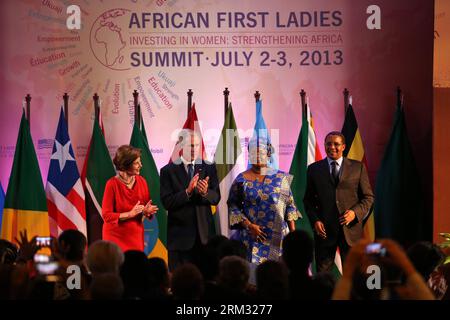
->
xmin=186 ymin=173 xmax=200 ymax=195
xmin=143 ymin=200 xmax=158 ymax=219
xmin=196 ymin=176 xmax=209 ymax=196
xmin=129 ymin=201 xmax=145 ymax=218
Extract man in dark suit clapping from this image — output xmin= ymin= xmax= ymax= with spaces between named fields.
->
xmin=160 ymin=130 xmax=220 ymax=271
xmin=304 ymin=131 xmax=374 ymax=273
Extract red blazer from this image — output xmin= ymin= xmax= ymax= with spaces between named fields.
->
xmin=102 ymin=175 xmax=151 ymax=252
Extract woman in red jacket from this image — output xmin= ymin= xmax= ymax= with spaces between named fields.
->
xmin=102 ymin=145 xmax=158 ymax=252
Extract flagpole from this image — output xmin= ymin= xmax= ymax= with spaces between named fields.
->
xmin=25 ymin=94 xmax=31 ymax=128
xmin=254 ymin=90 xmax=260 ymax=102
xmin=396 ymin=86 xmax=403 ymax=109
xmin=343 ymin=88 xmax=350 ymax=113
xmin=133 ymin=90 xmax=140 ymax=128
xmin=300 ymin=89 xmax=306 ymax=120
xmin=93 ymin=93 xmax=100 ymax=123
xmin=63 ymin=93 xmax=69 ymax=129
xmin=223 ymin=87 xmax=229 ymax=117
xmin=187 ymin=89 xmax=193 ymax=115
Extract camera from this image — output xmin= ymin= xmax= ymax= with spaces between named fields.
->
xmin=33 ymin=253 xmax=60 ymax=283
xmin=365 ymin=243 xmax=404 ymax=286
xmin=365 ymin=243 xmax=387 ymax=257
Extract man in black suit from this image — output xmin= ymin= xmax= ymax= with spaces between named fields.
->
xmin=304 ymin=131 xmax=374 ymax=273
xmin=160 ymin=130 xmax=220 ymax=271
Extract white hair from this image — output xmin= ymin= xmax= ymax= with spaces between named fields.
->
xmin=86 ymin=240 xmax=124 ymax=276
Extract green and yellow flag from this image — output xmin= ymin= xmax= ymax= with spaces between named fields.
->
xmin=1 ymin=112 xmax=49 ymax=242
xmin=130 ymin=107 xmax=168 ymax=262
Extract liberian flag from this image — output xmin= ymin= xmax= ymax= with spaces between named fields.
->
xmin=46 ymin=108 xmax=86 ymax=237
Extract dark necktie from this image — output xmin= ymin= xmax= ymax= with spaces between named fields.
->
xmin=187 ymin=163 xmax=194 ymax=180
xmin=331 ymin=161 xmax=339 ymax=184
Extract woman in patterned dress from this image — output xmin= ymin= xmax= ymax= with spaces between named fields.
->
xmin=228 ymin=138 xmax=301 ymax=264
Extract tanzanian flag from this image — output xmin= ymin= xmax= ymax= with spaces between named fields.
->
xmin=1 ymin=112 xmax=49 ymax=242
xmin=130 ymin=107 xmax=168 ymax=262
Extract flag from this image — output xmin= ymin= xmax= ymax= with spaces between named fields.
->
xmin=341 ymin=104 xmax=375 ymax=241
xmin=289 ymin=104 xmax=325 ymax=273
xmin=248 ymin=100 xmax=278 ymax=170
xmin=214 ymin=103 xmax=244 ymax=236
xmin=289 ymin=104 xmax=321 ymax=238
xmin=1 ymin=112 xmax=49 ymax=242
xmin=81 ymin=110 xmax=115 ymax=244
xmin=0 ymin=183 xmax=5 ymax=231
xmin=375 ymin=105 xmax=426 ymax=245
xmin=46 ymin=108 xmax=86 ymax=238
xmin=130 ymin=109 xmax=168 ymax=262
xmin=169 ymin=104 xmax=206 ymax=163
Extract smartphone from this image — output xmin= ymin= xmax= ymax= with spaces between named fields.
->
xmin=36 ymin=236 xmax=52 ymax=247
xmin=365 ymin=243 xmax=387 ymax=257
xmin=35 ymin=262 xmax=59 ymax=275
xmin=34 ymin=254 xmax=51 ymax=263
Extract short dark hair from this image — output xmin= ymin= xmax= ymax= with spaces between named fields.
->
xmin=147 ymin=257 xmax=170 ymax=289
xmin=58 ymin=229 xmax=87 ymax=262
xmin=113 ymin=145 xmax=141 ymax=171
xmin=0 ymin=240 xmax=18 ymax=264
xmin=407 ymin=241 xmax=445 ymax=281
xmin=171 ymin=263 xmax=204 ymax=300
xmin=325 ymin=131 xmax=346 ymax=145
xmin=256 ymin=260 xmax=289 ymax=300
xmin=282 ymin=230 xmax=313 ymax=272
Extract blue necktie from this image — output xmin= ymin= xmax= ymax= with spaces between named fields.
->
xmin=187 ymin=163 xmax=194 ymax=180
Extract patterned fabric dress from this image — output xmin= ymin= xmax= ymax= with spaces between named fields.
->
xmin=228 ymin=170 xmax=301 ymax=264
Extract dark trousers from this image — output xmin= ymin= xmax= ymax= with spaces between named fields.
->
xmin=168 ymin=232 xmax=203 ymax=272
xmin=315 ymin=226 xmax=350 ymax=273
